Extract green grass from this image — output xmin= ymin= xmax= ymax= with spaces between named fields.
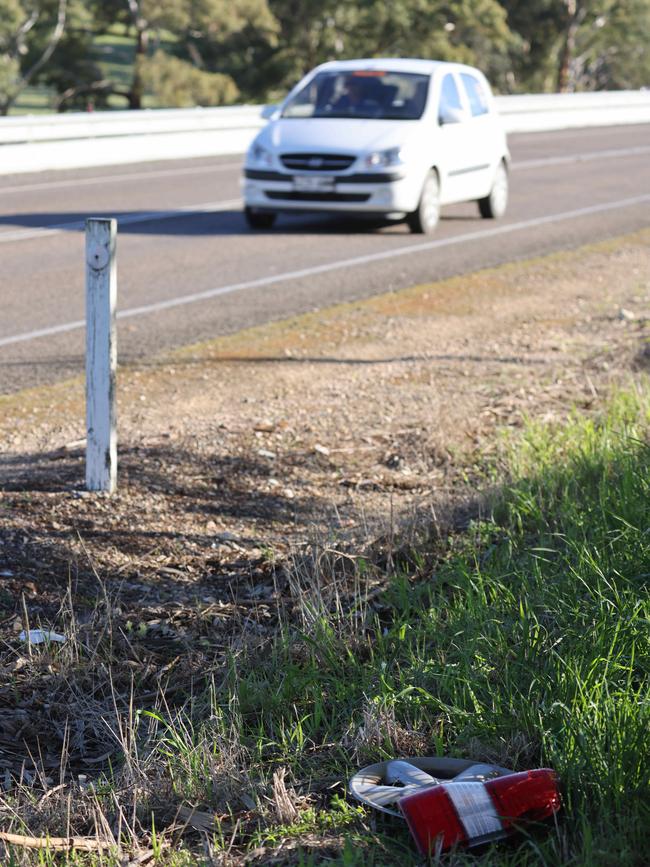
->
xmin=3 ymin=385 xmax=649 ymax=864
xmin=92 ymin=31 xmax=136 ymax=88
xmin=9 ymin=84 xmax=54 ymax=114
xmin=135 ymin=385 xmax=649 ymax=864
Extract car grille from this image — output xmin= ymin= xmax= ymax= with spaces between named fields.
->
xmin=280 ymin=153 xmax=356 ymax=172
xmin=265 ymin=191 xmax=370 ymax=203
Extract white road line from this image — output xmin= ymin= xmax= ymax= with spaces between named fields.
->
xmin=512 ymin=144 xmax=650 ymax=170
xmin=0 ymin=161 xmax=242 ymax=196
xmin=2 ymin=192 xmax=649 ymax=350
xmin=0 ymin=198 xmax=243 ymax=244
xmin=0 ymin=144 xmax=647 ymax=197
xmin=2 ymin=141 xmax=647 ymax=244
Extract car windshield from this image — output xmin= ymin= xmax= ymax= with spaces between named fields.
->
xmin=281 ymin=70 xmax=430 ymax=121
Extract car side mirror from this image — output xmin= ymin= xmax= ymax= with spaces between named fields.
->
xmin=261 ymin=104 xmax=280 ymax=121
xmin=438 ymin=106 xmax=465 ymax=125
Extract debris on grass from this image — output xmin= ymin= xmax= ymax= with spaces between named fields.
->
xmin=18 ymin=628 xmax=66 ymax=644
xmin=0 ymin=830 xmax=113 ymax=853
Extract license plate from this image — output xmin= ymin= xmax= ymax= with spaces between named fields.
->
xmin=293 ymin=175 xmax=335 ymax=193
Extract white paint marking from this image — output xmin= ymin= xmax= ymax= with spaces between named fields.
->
xmin=0 ymin=198 xmax=243 ymax=244
xmin=0 ymin=318 xmax=86 ymax=347
xmin=1 ymin=192 xmax=649 ymax=350
xmin=0 ymin=144 xmax=646 ymax=196
xmin=512 ymin=144 xmax=650 ymax=170
xmin=0 ymin=162 xmax=242 ymax=196
xmin=1 ymin=145 xmax=647 ymax=244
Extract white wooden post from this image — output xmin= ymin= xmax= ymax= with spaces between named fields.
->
xmin=85 ymin=218 xmax=117 ymax=492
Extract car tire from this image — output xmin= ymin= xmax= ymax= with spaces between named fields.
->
xmin=406 ymin=170 xmax=440 ymax=234
xmin=245 ymin=207 xmax=277 ymax=229
xmin=478 ymin=161 xmax=508 ymax=219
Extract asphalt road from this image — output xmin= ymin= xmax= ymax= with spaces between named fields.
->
xmin=1 ymin=123 xmax=649 ymax=394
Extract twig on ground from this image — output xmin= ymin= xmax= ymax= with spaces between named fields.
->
xmin=0 ymin=830 xmax=114 ymax=852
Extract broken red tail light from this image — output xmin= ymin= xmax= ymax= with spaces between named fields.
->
xmin=488 ymin=768 xmax=561 ymax=828
xmin=399 ymin=769 xmax=561 ymax=855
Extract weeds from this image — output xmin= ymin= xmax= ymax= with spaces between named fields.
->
xmin=1 ymin=385 xmax=649 ymax=864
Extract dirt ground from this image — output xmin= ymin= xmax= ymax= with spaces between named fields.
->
xmin=1 ymin=229 xmax=649 ymax=622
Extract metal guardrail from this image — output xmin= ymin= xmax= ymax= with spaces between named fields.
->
xmin=495 ymin=90 xmax=650 ymax=132
xmin=0 ymin=105 xmax=264 ymax=144
xmin=1 ymin=91 xmax=649 ymax=176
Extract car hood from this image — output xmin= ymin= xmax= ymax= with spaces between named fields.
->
xmin=261 ymin=118 xmax=419 ymax=154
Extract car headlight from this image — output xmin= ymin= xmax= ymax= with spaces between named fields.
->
xmin=364 ymin=147 xmax=405 ymax=169
xmin=248 ymin=142 xmax=273 ymax=167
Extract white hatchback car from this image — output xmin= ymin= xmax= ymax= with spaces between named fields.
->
xmin=243 ymin=58 xmax=509 ymax=233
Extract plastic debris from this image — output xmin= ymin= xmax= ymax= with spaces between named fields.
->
xmin=19 ymin=629 xmax=66 ymax=644
xmin=349 ymin=757 xmax=560 ymax=853
xmin=400 ymin=768 xmax=560 ymax=854
xmin=349 ymin=757 xmax=511 ymax=817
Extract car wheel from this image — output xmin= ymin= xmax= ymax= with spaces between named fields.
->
xmin=406 ymin=170 xmax=440 ymax=234
xmin=245 ymin=207 xmax=277 ymax=229
xmin=478 ymin=161 xmax=508 ymax=219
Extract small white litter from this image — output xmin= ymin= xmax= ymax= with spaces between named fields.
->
xmin=19 ymin=629 xmax=66 ymax=644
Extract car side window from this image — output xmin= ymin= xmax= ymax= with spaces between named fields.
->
xmin=439 ymin=73 xmax=463 ymax=117
xmin=460 ymin=73 xmax=489 ymax=117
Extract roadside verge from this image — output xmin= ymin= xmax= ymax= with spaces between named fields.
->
xmin=0 ymin=230 xmax=649 ymax=866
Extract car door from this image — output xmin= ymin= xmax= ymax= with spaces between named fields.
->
xmin=457 ymin=72 xmax=497 ymax=199
xmin=435 ymin=71 xmax=475 ymax=204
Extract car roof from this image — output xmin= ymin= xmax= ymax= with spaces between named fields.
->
xmin=311 ymin=58 xmax=473 ymax=77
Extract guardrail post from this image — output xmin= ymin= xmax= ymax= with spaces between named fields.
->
xmin=85 ymin=218 xmax=117 ymax=492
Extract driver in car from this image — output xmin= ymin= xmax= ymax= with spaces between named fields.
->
xmin=333 ymin=76 xmax=368 ymax=112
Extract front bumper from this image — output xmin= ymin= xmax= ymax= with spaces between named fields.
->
xmin=243 ymin=168 xmax=421 ymax=214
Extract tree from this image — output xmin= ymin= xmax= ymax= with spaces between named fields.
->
xmin=72 ymin=1 xmax=181 ymax=109
xmin=0 ymin=0 xmax=67 ymax=114
xmin=558 ymin=0 xmax=650 ymax=90
xmin=36 ymin=1 xmax=110 ymax=111
xmin=501 ymin=0 xmax=650 ymax=91
xmin=140 ymin=49 xmax=239 ymax=106
xmin=348 ymin=0 xmax=517 ymax=90
xmin=36 ymin=0 xmax=277 ymax=110
xmin=597 ymin=0 xmax=650 ymax=89
xmin=79 ymin=0 xmax=275 ymax=109
xmin=214 ymin=0 xmax=518 ymax=103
